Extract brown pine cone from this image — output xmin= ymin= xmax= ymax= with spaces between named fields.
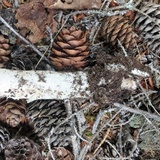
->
xmin=26 ymin=100 xmax=72 ymax=147
xmin=0 ymin=35 xmax=10 ymax=54
xmin=101 ymin=15 xmax=137 ymax=51
xmin=46 ymin=147 xmax=74 ymax=160
xmin=0 ymin=98 xmax=27 ymax=127
xmin=0 ymin=34 xmax=10 ymax=67
xmin=134 ymin=2 xmax=160 ymax=56
xmin=0 ymin=126 xmax=11 ymax=153
xmin=4 ymin=137 xmax=42 ymax=160
xmin=50 ymin=26 xmax=90 ymax=70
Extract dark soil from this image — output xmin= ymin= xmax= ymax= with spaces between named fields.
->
xmin=88 ymin=51 xmax=151 ymax=106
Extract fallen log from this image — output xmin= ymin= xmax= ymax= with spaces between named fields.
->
xmin=0 ymin=61 xmax=150 ymax=103
xmin=0 ymin=69 xmax=90 ymax=102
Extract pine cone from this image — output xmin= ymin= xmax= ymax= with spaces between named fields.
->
xmin=150 ymin=92 xmax=160 ymax=112
xmin=4 ymin=137 xmax=42 ymax=160
xmin=27 ymin=100 xmax=72 ymax=147
xmin=5 ymin=46 xmax=48 ymax=70
xmin=0 ymin=34 xmax=10 ymax=67
xmin=50 ymin=26 xmax=90 ymax=70
xmin=134 ymin=2 xmax=160 ymax=56
xmin=0 ymin=98 xmax=27 ymax=127
xmin=46 ymin=147 xmax=74 ymax=160
xmin=0 ymin=126 xmax=10 ymax=153
xmin=101 ymin=15 xmax=137 ymax=51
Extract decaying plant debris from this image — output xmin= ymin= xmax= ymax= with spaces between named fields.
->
xmin=15 ymin=0 xmax=57 ymax=43
xmin=88 ymin=51 xmax=151 ymax=105
xmin=0 ymin=0 xmax=160 ymax=159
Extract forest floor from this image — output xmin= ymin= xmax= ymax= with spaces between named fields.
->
xmin=0 ymin=0 xmax=160 ymax=159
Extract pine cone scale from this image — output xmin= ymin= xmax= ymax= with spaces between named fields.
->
xmin=52 ymin=49 xmax=66 ymax=57
xmin=10 ymin=107 xmax=23 ymax=114
xmin=61 ymin=28 xmax=70 ymax=35
xmin=51 ymin=56 xmax=86 ymax=65
xmin=76 ymin=45 xmax=88 ymax=51
xmin=68 ymin=37 xmax=87 ymax=46
xmin=63 ymin=49 xmax=80 ymax=55
xmin=49 ymin=58 xmax=63 ymax=68
xmin=0 ymin=35 xmax=9 ymax=43
xmin=62 ymin=34 xmax=75 ymax=41
xmin=71 ymin=29 xmax=83 ymax=37
xmin=0 ymin=49 xmax=10 ymax=55
xmin=2 ymin=43 xmax=10 ymax=49
xmin=0 ymin=34 xmax=10 ymax=67
xmin=56 ymin=41 xmax=72 ymax=49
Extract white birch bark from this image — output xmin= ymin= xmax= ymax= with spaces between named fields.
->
xmin=0 ymin=69 xmax=90 ymax=102
xmin=0 ymin=66 xmax=150 ymax=102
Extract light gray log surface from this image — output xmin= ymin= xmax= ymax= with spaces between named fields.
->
xmin=0 ymin=69 xmax=90 ymax=102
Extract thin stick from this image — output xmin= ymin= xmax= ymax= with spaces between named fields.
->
xmin=47 ymin=128 xmax=56 ymax=160
xmin=114 ymin=103 xmax=160 ymax=122
xmin=93 ymin=115 xmax=119 ymax=154
xmin=0 ymin=16 xmax=52 ymax=65
xmin=78 ymin=110 xmax=123 ymax=160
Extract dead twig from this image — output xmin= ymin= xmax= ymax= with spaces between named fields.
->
xmin=93 ymin=115 xmax=119 ymax=155
xmin=47 ymin=128 xmax=56 ymax=160
xmin=78 ymin=110 xmax=123 ymax=160
xmin=114 ymin=103 xmax=160 ymax=122
xmin=0 ymin=16 xmax=52 ymax=66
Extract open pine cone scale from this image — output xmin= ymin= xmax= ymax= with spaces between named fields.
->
xmin=0 ymin=34 xmax=10 ymax=67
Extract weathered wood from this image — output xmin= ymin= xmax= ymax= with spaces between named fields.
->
xmin=0 ymin=69 xmax=90 ymax=102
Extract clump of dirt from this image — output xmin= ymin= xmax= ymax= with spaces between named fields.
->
xmin=88 ymin=51 xmax=151 ymax=106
